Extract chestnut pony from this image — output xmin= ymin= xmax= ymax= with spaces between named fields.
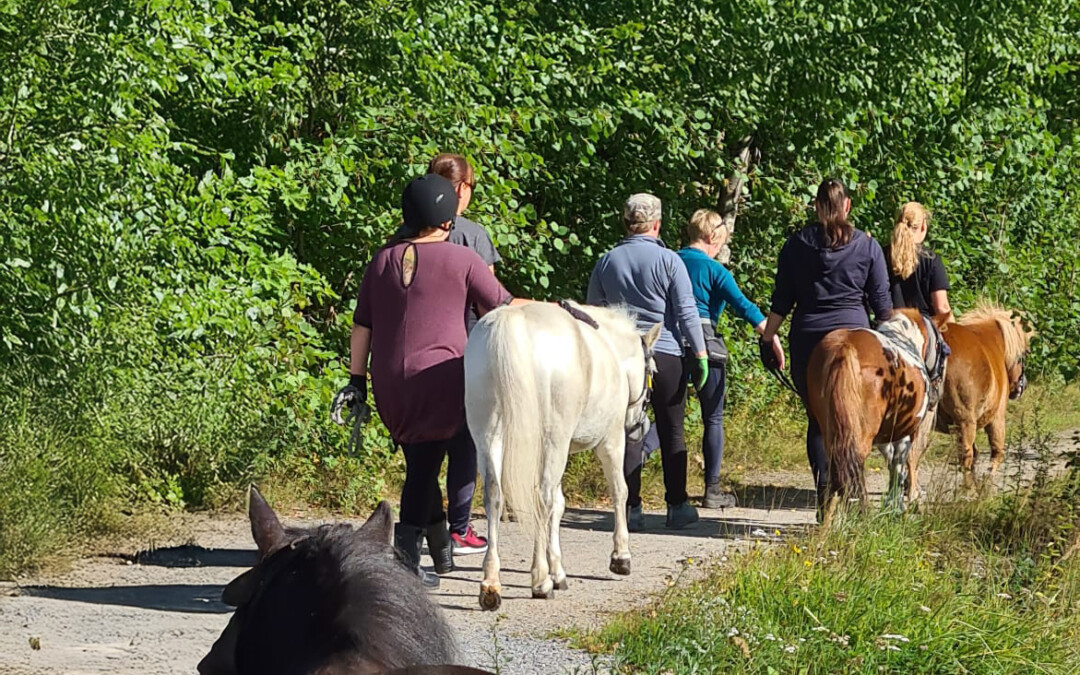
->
xmin=806 ymin=308 xmax=946 ymax=523
xmin=936 ymin=302 xmax=1033 ymax=487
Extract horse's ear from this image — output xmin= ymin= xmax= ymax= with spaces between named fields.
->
xmin=248 ymin=485 xmax=287 ymax=558
xmin=358 ymin=500 xmax=394 ymax=545
xmin=222 ymin=567 xmax=258 ymax=606
xmin=643 ymin=322 xmax=663 ymax=352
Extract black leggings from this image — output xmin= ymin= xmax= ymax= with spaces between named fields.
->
xmin=624 ymin=351 xmax=689 ymax=507
xmin=399 ymin=427 xmax=475 ymax=528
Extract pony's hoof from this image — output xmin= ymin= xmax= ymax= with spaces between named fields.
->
xmin=532 ymin=587 xmax=555 ymax=600
xmin=479 ymin=585 xmax=502 ymax=611
xmin=609 ymin=557 xmax=631 ymax=576
xmin=554 ymin=578 xmax=569 ymax=591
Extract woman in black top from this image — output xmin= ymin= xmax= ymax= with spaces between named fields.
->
xmin=884 ymin=201 xmax=953 ymax=322
xmin=759 ymin=179 xmax=893 ymax=510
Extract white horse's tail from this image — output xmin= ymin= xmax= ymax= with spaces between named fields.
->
xmin=477 ymin=308 xmax=548 ymax=539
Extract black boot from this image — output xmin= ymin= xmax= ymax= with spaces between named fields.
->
xmin=425 ymin=520 xmax=454 ymax=575
xmin=394 ymin=523 xmax=440 ymax=589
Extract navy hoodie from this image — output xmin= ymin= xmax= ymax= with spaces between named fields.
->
xmin=769 ymin=224 xmax=892 ymax=336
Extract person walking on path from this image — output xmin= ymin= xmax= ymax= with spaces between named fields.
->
xmin=587 ymin=193 xmax=709 ymax=531
xmin=423 ymin=153 xmax=498 ymax=556
xmin=758 ymin=179 xmax=893 ymax=513
xmin=332 ymin=174 xmax=528 ymax=588
xmin=884 ymin=201 xmax=954 ymax=322
xmin=676 ymin=209 xmax=783 ymax=509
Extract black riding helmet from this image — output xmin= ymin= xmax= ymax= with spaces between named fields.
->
xmin=401 ymin=174 xmax=459 ymax=233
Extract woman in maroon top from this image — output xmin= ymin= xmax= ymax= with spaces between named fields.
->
xmin=334 ymin=174 xmax=523 ymax=588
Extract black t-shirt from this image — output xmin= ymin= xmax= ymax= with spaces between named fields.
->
xmin=884 ymin=245 xmax=950 ymax=317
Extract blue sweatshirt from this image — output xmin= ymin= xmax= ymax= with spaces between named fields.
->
xmin=770 ymin=224 xmax=892 ymax=335
xmin=587 ymin=235 xmax=707 ymax=357
xmin=676 ymin=247 xmax=766 ymax=330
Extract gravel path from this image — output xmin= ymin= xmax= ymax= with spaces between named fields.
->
xmin=1 ymin=430 xmax=1074 ymax=674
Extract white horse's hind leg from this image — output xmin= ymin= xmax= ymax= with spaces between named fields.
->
xmin=548 ymin=484 xmax=568 ymax=591
xmin=530 ymin=478 xmax=556 ymax=599
xmin=478 ymin=434 xmax=504 ymax=611
xmin=595 ymin=432 xmax=631 ymax=576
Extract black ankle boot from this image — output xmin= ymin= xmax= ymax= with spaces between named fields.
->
xmin=394 ymin=523 xmax=440 ymax=589
xmin=425 ymin=521 xmax=454 ymax=575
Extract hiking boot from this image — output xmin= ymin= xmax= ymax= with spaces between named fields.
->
xmin=627 ymin=504 xmax=645 ymax=532
xmin=394 ymin=523 xmax=440 ymax=590
xmin=451 ymin=524 xmax=488 ymax=555
xmin=425 ymin=520 xmax=455 ymax=575
xmin=702 ymin=483 xmax=737 ymax=509
xmin=665 ymin=501 xmax=699 ymax=530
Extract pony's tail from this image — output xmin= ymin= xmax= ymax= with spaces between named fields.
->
xmin=485 ymin=309 xmax=548 ymax=541
xmin=822 ymin=341 xmax=866 ymax=502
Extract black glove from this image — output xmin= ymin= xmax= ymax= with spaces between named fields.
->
xmin=758 ymin=338 xmax=780 ymax=371
xmin=331 ymin=374 xmax=370 ymax=425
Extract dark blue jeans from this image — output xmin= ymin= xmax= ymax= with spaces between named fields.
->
xmin=789 ymin=330 xmax=831 ymax=500
xmin=697 ymin=362 xmax=727 ymax=485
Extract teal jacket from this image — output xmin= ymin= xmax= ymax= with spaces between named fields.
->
xmin=676 ymin=247 xmax=766 ymax=330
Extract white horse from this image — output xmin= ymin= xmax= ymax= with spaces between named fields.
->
xmin=464 ymin=301 xmax=661 ymax=610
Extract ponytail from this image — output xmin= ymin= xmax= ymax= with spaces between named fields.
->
xmin=889 ymin=202 xmax=928 ymax=279
xmin=815 ymin=179 xmax=853 ymax=248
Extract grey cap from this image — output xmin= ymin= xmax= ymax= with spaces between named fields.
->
xmin=623 ymin=193 xmax=662 ymax=226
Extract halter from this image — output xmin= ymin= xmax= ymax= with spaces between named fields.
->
xmin=1011 ymin=353 xmax=1028 ymax=400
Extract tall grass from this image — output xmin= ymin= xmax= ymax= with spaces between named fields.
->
xmin=584 ymin=418 xmax=1080 ymax=673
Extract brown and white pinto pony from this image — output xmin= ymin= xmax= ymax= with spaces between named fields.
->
xmin=806 ymin=308 xmax=945 ymax=523
xmin=936 ymin=302 xmax=1033 ymax=488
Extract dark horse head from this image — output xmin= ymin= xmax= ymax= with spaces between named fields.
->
xmin=199 ymin=487 xmax=489 ymax=675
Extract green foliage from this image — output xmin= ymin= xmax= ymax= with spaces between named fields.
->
xmin=588 ymin=470 xmax=1080 ymax=673
xmin=0 ymin=0 xmax=1078 ymax=572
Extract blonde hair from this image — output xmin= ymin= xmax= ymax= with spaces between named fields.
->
xmin=889 ymin=202 xmax=929 ymax=279
xmin=685 ymin=209 xmax=726 ymax=245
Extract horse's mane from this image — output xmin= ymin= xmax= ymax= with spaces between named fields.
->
xmin=581 ymin=302 xmax=639 ymax=335
xmin=957 ymin=300 xmax=1032 ymax=367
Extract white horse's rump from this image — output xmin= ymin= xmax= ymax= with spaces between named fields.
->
xmin=464 ymin=301 xmax=660 ymax=609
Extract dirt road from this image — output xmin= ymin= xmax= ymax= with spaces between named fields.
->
xmin=1 ymin=430 xmax=1074 ymax=674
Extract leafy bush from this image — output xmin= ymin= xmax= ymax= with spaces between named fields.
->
xmin=0 ymin=0 xmax=1078 ymax=572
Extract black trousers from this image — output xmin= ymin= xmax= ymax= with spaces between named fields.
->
xmin=624 ymin=351 xmax=689 ymax=507
xmin=399 ymin=427 xmax=474 ymax=528
xmin=789 ymin=329 xmax=832 ymax=502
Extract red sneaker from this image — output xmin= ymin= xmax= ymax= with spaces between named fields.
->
xmin=451 ymin=525 xmax=488 ymax=555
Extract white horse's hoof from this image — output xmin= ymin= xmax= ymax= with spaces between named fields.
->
xmin=609 ymin=557 xmax=631 ymax=576
xmin=532 ymin=587 xmax=555 ymax=599
xmin=554 ymin=577 xmax=569 ymax=591
xmin=479 ymin=584 xmax=502 ymax=611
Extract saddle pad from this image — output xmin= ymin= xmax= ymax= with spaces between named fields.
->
xmin=853 ymin=314 xmax=931 ymax=421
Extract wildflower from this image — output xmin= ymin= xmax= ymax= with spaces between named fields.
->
xmin=804 ymin=559 xmax=813 ymax=568
xmin=764 ymin=633 xmax=776 ymax=641
xmin=811 ymin=626 xmax=829 ymax=632
xmin=997 ymin=592 xmax=1012 ymax=600
xmin=784 ymin=645 xmax=797 ymax=653
xmin=727 ymin=627 xmax=740 ymax=638
xmin=792 ymin=544 xmax=803 ymax=554
xmin=881 ymin=634 xmax=910 ymax=643
xmin=919 ymin=605 xmax=931 ymax=613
